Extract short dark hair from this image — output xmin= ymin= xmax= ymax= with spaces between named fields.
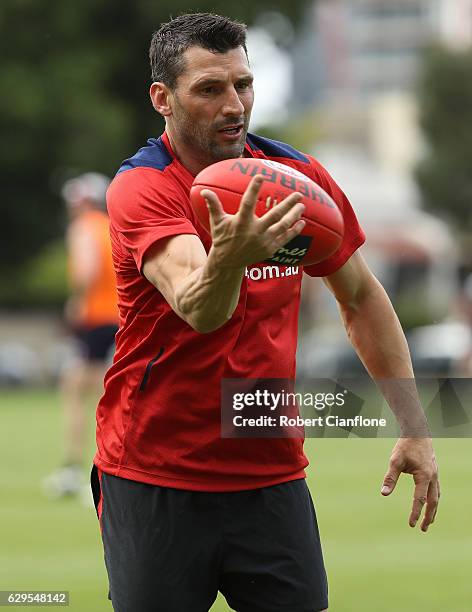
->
xmin=149 ymin=13 xmax=248 ymax=89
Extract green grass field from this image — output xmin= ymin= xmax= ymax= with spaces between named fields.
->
xmin=1 ymin=388 xmax=471 ymax=611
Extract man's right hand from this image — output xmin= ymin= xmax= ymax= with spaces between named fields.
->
xmin=143 ymin=174 xmax=306 ymax=333
xmin=201 ymin=174 xmax=306 ymax=269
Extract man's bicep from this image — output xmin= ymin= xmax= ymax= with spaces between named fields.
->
xmin=142 ymin=234 xmax=208 ymax=305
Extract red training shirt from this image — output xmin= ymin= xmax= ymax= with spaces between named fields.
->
xmin=94 ymin=131 xmax=365 ymax=491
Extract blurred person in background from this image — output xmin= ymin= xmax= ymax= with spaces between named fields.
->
xmin=43 ymin=173 xmax=119 ymax=499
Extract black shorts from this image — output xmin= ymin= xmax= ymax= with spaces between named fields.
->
xmin=74 ymin=324 xmax=117 ymax=362
xmin=91 ymin=466 xmax=328 ymax=612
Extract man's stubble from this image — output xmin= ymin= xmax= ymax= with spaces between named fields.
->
xmin=171 ymin=92 xmax=250 ymax=164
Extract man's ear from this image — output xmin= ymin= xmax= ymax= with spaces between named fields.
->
xmin=150 ymin=82 xmax=172 ymax=116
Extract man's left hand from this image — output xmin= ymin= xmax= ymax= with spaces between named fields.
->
xmin=381 ymin=438 xmax=440 ymax=532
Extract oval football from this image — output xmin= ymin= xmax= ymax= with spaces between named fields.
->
xmin=190 ymin=158 xmax=344 ymax=267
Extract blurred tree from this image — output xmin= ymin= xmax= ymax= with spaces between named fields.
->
xmin=1 ymin=0 xmax=308 ymax=299
xmin=416 ymin=46 xmax=472 ymax=232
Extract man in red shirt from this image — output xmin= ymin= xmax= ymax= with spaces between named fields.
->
xmin=92 ymin=13 xmax=440 ymax=612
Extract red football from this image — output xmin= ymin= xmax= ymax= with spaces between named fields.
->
xmin=190 ymin=158 xmax=344 ymax=267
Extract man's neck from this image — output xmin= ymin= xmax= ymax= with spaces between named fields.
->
xmin=165 ymin=127 xmax=211 ymax=177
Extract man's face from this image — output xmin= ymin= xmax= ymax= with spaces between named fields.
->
xmin=168 ymin=46 xmax=254 ymax=164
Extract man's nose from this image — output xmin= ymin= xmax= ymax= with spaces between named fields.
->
xmin=221 ymin=87 xmax=245 ymax=116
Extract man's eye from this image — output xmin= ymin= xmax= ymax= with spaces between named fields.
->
xmin=202 ymin=86 xmax=217 ymax=94
xmin=237 ymin=82 xmax=252 ymax=90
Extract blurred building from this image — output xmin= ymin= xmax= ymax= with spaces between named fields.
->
xmin=296 ymin=0 xmax=472 ymax=105
xmin=292 ymin=0 xmax=472 ymax=172
xmin=290 ymin=0 xmax=470 ymax=360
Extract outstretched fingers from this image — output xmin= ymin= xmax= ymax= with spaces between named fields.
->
xmin=238 ymin=175 xmax=264 ymax=224
xmin=265 ymin=202 xmax=306 ymax=239
xmin=409 ymin=473 xmax=430 ymax=528
xmin=420 ymin=476 xmax=440 ymax=532
xmin=258 ymin=192 xmax=304 ymax=231
xmin=273 ymin=220 xmax=306 ymax=248
xmin=381 ymin=459 xmax=402 ymax=496
xmin=200 ymin=189 xmax=226 ymax=229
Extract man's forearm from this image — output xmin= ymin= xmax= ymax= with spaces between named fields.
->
xmin=339 ymin=278 xmax=413 ymax=378
xmin=338 ymin=279 xmax=429 ymax=435
xmin=175 ymin=248 xmax=245 ymax=333
xmin=146 ymin=175 xmax=305 ymax=334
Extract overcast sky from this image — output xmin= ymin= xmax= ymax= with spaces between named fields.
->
xmin=246 ymin=27 xmax=292 ymax=129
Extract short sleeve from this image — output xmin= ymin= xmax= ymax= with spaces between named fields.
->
xmin=107 ymin=168 xmax=199 ymax=273
xmin=302 ymin=156 xmax=365 ymax=277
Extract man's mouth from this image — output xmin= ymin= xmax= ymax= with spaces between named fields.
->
xmin=218 ymin=124 xmax=244 ymax=140
xmin=219 ymin=124 xmax=244 ymax=135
